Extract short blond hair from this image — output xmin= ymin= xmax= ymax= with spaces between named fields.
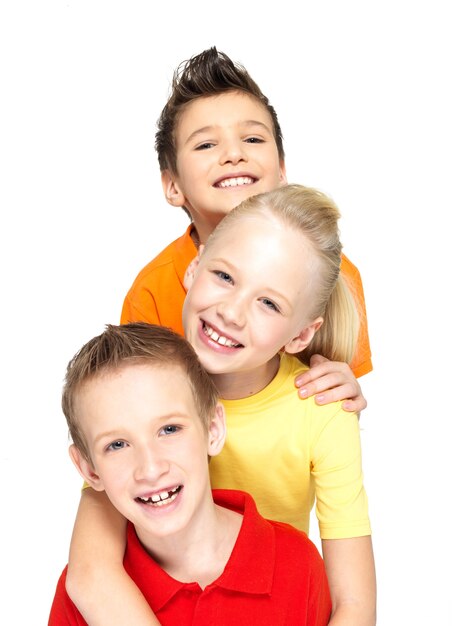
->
xmin=62 ymin=323 xmax=219 ymax=461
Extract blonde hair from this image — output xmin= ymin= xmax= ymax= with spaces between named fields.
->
xmin=206 ymin=184 xmax=359 ymax=364
xmin=62 ymin=323 xmax=219 ymax=461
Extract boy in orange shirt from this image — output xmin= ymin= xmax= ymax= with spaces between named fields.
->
xmin=120 ymin=47 xmax=372 ymax=406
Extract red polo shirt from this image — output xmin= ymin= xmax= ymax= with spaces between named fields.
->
xmin=49 ymin=490 xmax=332 ymax=625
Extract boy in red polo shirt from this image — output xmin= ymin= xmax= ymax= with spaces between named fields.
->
xmin=49 ymin=323 xmax=331 ymax=626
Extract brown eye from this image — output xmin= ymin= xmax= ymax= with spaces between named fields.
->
xmin=245 ymin=137 xmax=264 ymax=143
xmin=195 ymin=142 xmax=215 ymax=150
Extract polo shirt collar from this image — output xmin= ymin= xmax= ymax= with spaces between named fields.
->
xmin=125 ymin=524 xmax=189 ymax=612
xmin=124 ymin=489 xmax=275 ymax=612
xmin=211 ymin=489 xmax=275 ymax=595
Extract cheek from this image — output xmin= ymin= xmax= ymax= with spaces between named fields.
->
xmin=182 ymin=293 xmax=197 ymax=330
xmin=97 ymin=459 xmax=130 ymax=490
xmin=187 ymin=276 xmax=212 ymax=309
xmin=252 ymin=314 xmax=291 ymax=348
xmin=184 ymin=157 xmax=208 ymax=181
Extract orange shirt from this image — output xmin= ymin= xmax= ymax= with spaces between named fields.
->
xmin=121 ymin=225 xmax=372 ymax=377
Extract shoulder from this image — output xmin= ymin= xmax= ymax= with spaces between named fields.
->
xmin=280 ymin=354 xmax=344 ymax=417
xmin=340 ymin=253 xmax=365 ymax=291
xmin=270 ymin=520 xmax=326 ymax=572
xmin=271 ymin=519 xmax=313 ymax=548
xmin=124 ymin=226 xmax=196 ymax=302
xmin=340 ymin=252 xmax=360 ymax=276
xmin=132 ymin=226 xmax=195 ymax=281
xmin=215 ymin=489 xmax=324 ymax=567
xmin=280 ymin=352 xmax=309 ymax=376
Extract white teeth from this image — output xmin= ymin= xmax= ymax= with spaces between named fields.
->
xmin=151 ymin=495 xmax=176 ymax=507
xmin=217 ymin=176 xmax=254 ymax=188
xmin=150 ymin=491 xmax=169 ymax=503
xmin=138 ymin=487 xmax=180 ymax=506
xmin=203 ymin=324 xmax=240 ymax=348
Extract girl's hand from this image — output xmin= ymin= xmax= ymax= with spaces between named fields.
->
xmin=295 ymin=354 xmax=367 ymax=413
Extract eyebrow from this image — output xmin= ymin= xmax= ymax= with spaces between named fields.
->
xmin=184 ymin=120 xmax=272 ymax=146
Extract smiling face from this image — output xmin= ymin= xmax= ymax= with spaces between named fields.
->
xmin=70 ymin=363 xmax=225 ymax=548
xmin=162 ymin=91 xmax=287 ymax=243
xmin=182 ymin=213 xmax=323 ymax=398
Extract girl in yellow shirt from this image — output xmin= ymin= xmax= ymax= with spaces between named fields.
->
xmin=67 ymin=185 xmax=376 ymax=625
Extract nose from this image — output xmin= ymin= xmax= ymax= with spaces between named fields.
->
xmin=217 ymin=294 xmax=246 ymax=328
xmin=219 ymin=138 xmax=247 ymax=166
xmin=133 ymin=443 xmax=170 ymax=483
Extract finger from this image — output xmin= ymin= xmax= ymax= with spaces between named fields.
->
xmin=342 ymin=396 xmax=368 ymax=413
xmin=311 ymin=378 xmax=364 ymax=404
xmin=309 ymin=353 xmax=329 ymax=368
xmin=313 ymin=384 xmax=356 ymax=405
xmin=295 ymin=363 xmax=348 ymax=388
xmin=298 ymin=372 xmax=353 ymax=398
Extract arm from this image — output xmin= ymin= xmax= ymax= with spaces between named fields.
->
xmin=310 ymin=401 xmax=374 ymax=624
xmin=322 ymin=536 xmax=376 ymax=626
xmin=67 ymin=487 xmax=161 ymax=626
xmin=295 ymin=354 xmax=367 ymax=413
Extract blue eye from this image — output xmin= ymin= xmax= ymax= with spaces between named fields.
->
xmin=107 ymin=440 xmax=127 ymax=452
xmin=161 ymin=425 xmax=180 ymax=436
xmin=261 ymin=298 xmax=280 ymax=312
xmin=214 ymin=270 xmax=233 ymax=283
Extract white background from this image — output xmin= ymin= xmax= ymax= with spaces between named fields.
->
xmin=1 ymin=1 xmax=450 ymax=624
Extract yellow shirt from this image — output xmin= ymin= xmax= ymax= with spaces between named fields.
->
xmin=209 ymin=353 xmax=371 ymax=540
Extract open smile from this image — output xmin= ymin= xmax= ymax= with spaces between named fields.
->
xmin=202 ymin=321 xmax=243 ymax=348
xmin=135 ymin=485 xmax=182 ymax=507
xmin=214 ymin=175 xmax=255 ymax=189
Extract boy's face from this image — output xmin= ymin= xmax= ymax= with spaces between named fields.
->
xmin=182 ymin=214 xmax=323 ymax=380
xmin=163 ymin=91 xmax=287 ymax=240
xmin=70 ymin=363 xmax=225 ymax=545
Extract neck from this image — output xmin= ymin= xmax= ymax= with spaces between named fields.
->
xmin=210 ymin=354 xmax=281 ymax=400
xmin=190 ymin=214 xmax=224 ymax=246
xmin=137 ymin=502 xmax=242 ymax=588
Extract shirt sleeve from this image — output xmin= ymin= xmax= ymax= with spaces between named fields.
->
xmin=341 ymin=254 xmax=373 ymax=378
xmin=120 ymin=288 xmax=160 ymax=325
xmin=310 ymin=405 xmax=371 ymax=540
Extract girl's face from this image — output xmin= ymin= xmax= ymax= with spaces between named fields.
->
xmin=182 ymin=213 xmax=323 ymax=388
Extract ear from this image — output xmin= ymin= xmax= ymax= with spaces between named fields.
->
xmin=161 ymin=169 xmax=186 ymax=207
xmin=207 ymin=403 xmax=227 ymax=458
xmin=279 ymin=159 xmax=287 ymax=184
xmin=284 ymin=317 xmax=323 ymax=355
xmin=183 ymin=246 xmax=204 ymax=290
xmin=69 ymin=444 xmax=105 ymax=492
